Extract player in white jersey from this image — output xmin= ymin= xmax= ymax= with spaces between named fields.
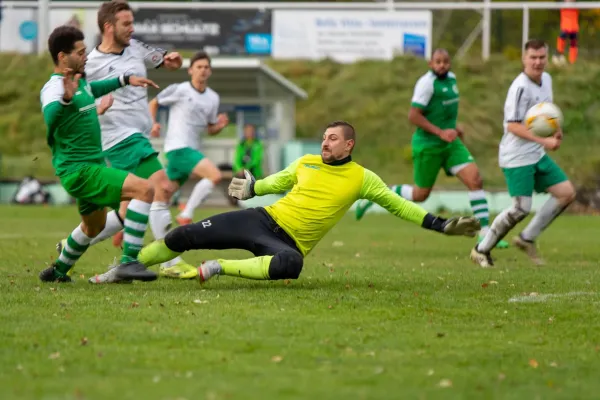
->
xmin=471 ymin=39 xmax=576 ymax=267
xmin=147 ymin=51 xmax=229 ymax=278
xmin=54 ymin=1 xmax=196 ymax=283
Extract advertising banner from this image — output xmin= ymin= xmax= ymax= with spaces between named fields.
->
xmin=272 ymin=10 xmax=432 ymax=63
xmin=132 ymin=9 xmax=272 ymax=55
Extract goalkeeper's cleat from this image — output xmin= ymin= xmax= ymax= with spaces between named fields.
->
xmin=159 ymin=260 xmax=198 ymax=279
xmin=39 ymin=264 xmax=73 ymax=283
xmin=197 ymin=260 xmax=222 ymax=284
xmin=355 ymin=199 xmax=374 ymax=221
xmin=112 ymin=230 xmax=124 ymax=248
xmin=442 ymin=216 xmax=480 ymax=237
xmin=470 ymin=246 xmax=494 ymax=268
xmin=114 ymin=261 xmax=158 ymax=282
xmin=513 ymin=235 xmax=545 ymax=265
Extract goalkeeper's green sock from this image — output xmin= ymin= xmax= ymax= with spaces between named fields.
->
xmin=137 ymin=240 xmax=182 ymax=267
xmin=220 ymin=256 xmax=271 ymax=280
xmin=54 ymin=226 xmax=92 ymax=275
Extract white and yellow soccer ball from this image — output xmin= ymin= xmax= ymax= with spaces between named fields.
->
xmin=524 ymin=102 xmax=564 ymax=137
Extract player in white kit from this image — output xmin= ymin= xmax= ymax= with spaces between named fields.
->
xmin=147 ymin=51 xmax=229 ymax=279
xmin=55 ymin=1 xmax=196 ymax=283
xmin=470 ymin=39 xmax=576 ymax=267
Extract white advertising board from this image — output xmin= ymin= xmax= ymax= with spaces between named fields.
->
xmin=272 ymin=10 xmax=432 ymax=63
xmin=0 ymin=9 xmax=99 ymax=53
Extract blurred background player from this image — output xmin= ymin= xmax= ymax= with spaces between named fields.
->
xmin=232 ymin=124 xmax=264 ymax=179
xmin=355 ymin=48 xmax=508 ymax=249
xmin=553 ymin=0 xmax=579 ymax=65
xmin=54 ymin=1 xmax=195 ymax=283
xmin=471 ymin=39 xmax=576 ymax=268
xmin=40 ymin=25 xmax=159 ymax=283
xmin=118 ymin=121 xmax=482 ymax=284
xmin=146 ymin=51 xmax=229 ymax=279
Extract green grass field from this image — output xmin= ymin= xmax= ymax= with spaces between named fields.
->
xmin=1 ymin=205 xmax=600 ymax=400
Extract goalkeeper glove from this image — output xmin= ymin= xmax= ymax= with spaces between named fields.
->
xmin=228 ymin=170 xmax=256 ymax=200
xmin=422 ymin=214 xmax=480 ymax=237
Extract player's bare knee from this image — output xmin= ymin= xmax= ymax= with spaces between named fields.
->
xmin=558 ymin=183 xmax=576 ymax=206
xmin=467 ymin=174 xmax=484 ymax=190
xmin=210 ymin=169 xmax=222 ymax=185
xmin=269 ymin=250 xmax=304 ymax=280
xmin=138 ymin=180 xmax=155 ymax=202
xmin=81 ymin=221 xmax=104 ymax=238
xmin=412 ymin=189 xmax=431 ymax=202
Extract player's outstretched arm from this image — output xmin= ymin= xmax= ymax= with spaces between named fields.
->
xmin=89 ymin=75 xmax=159 ymax=99
xmin=228 ymin=158 xmax=301 ymax=200
xmin=359 ymin=169 xmax=480 ymax=237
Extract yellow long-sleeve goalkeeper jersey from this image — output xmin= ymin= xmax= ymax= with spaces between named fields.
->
xmin=255 ymin=154 xmax=428 ymax=256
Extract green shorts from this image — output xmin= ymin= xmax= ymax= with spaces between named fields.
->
xmin=104 ymin=133 xmax=162 ymax=179
xmin=60 ymin=164 xmax=128 ymax=215
xmin=412 ymin=140 xmax=474 ymax=188
xmin=502 ymin=154 xmax=568 ymax=197
xmin=165 ymin=147 xmax=205 ymax=185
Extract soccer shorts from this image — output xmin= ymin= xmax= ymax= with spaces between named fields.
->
xmin=502 ymin=155 xmax=568 ymax=197
xmin=412 ymin=139 xmax=474 ymax=188
xmin=559 ymin=31 xmax=578 ymax=41
xmin=167 ymin=207 xmax=302 ymax=256
xmin=104 ymin=133 xmax=162 ymax=179
xmin=59 ymin=164 xmax=128 ymax=215
xmin=165 ymin=147 xmax=205 ymax=185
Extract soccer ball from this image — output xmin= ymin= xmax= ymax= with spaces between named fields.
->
xmin=524 ymin=102 xmax=563 ymax=137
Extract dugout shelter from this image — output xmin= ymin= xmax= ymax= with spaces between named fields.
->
xmin=146 ymin=57 xmax=307 ymax=206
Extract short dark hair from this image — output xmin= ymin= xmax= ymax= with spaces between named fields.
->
xmin=524 ymin=39 xmax=547 ymax=51
xmin=98 ymin=0 xmax=132 ymax=33
xmin=190 ymin=51 xmax=211 ymax=67
xmin=327 ymin=120 xmax=356 ymax=142
xmin=48 ymin=25 xmax=85 ymax=65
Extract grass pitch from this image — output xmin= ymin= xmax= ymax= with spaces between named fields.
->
xmin=1 ymin=205 xmax=599 ymax=400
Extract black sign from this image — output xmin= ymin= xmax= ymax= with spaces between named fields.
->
xmin=132 ymin=9 xmax=272 ymax=55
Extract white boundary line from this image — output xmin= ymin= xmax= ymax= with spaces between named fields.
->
xmin=508 ymin=292 xmax=596 ymax=303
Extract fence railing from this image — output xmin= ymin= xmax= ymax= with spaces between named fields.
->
xmin=3 ymin=1 xmax=600 ymax=59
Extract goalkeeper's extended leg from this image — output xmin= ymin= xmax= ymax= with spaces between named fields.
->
xmin=132 ymin=207 xmax=305 ymax=282
xmin=40 ymin=208 xmax=108 ymax=282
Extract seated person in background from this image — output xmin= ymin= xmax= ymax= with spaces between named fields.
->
xmin=232 ymin=124 xmax=264 ymax=179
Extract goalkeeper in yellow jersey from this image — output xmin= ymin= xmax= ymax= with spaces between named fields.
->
xmin=113 ymin=121 xmax=480 ymax=283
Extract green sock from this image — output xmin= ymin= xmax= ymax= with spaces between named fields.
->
xmin=138 ymin=240 xmax=182 ymax=267
xmin=219 ymin=256 xmax=272 ymax=280
xmin=121 ymin=200 xmax=151 ymax=263
xmin=54 ymin=226 xmax=92 ymax=275
xmin=469 ymin=190 xmax=490 ymax=229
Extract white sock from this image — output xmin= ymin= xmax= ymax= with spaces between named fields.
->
xmin=89 ymin=210 xmax=124 ymax=246
xmin=150 ymin=201 xmax=183 ymax=267
xmin=477 ymin=197 xmax=531 ymax=253
xmin=179 ymin=178 xmax=215 ymax=219
xmin=520 ymin=197 xmax=568 ymax=242
xmin=400 ymin=184 xmax=414 ymax=201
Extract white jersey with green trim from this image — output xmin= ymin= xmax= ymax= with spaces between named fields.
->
xmin=85 ymin=39 xmax=166 ymax=151
xmin=500 ymin=72 xmax=553 ymax=168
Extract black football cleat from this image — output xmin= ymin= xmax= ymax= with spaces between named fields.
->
xmin=39 ymin=264 xmax=73 ymax=283
xmin=114 ymin=261 xmax=157 ymax=282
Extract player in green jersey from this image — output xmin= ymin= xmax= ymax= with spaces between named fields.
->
xmin=355 ymin=49 xmax=508 ymax=249
xmin=38 ymin=25 xmax=160 ymax=283
xmin=108 ymin=121 xmax=481 ymax=285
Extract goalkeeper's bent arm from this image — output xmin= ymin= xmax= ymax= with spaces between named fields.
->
xmin=254 ymin=158 xmax=301 ymax=196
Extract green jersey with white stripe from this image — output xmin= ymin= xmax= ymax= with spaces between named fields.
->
xmin=40 ymin=74 xmax=123 ymax=176
xmin=410 ymin=70 xmax=460 ymax=149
